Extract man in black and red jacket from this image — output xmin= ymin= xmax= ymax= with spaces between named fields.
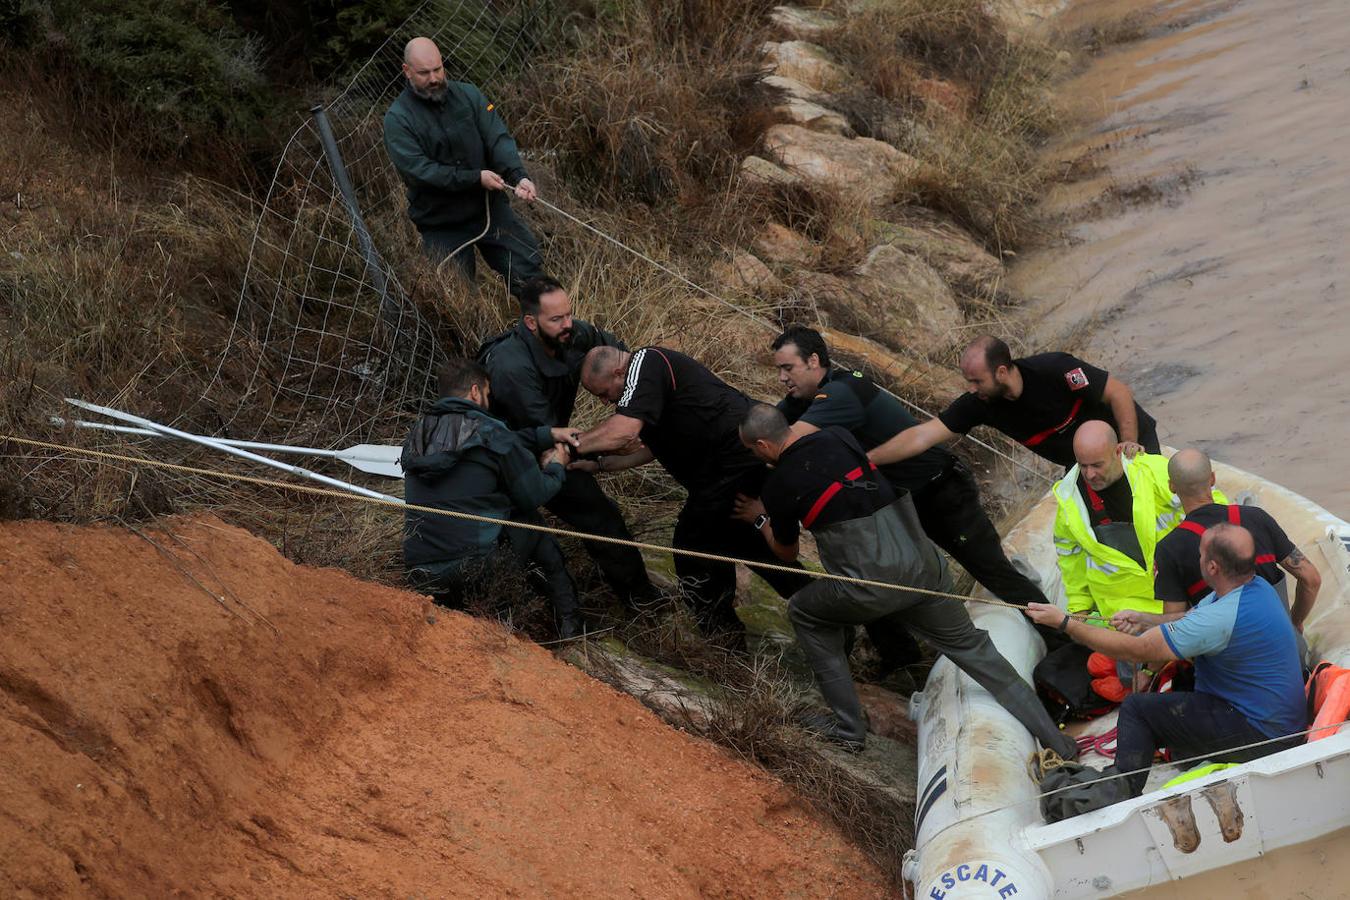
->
xmin=868 ymin=335 xmax=1160 ymax=471
xmin=1113 ymin=448 xmax=1321 ymax=641
xmin=736 ymin=403 xmax=1077 ymax=757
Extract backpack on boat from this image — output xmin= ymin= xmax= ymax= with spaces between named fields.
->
xmin=1034 ymin=643 xmax=1119 ymax=722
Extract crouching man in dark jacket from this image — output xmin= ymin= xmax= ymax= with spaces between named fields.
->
xmin=736 ymin=404 xmax=1077 ymax=756
xmin=402 ymin=358 xmax=582 ymax=639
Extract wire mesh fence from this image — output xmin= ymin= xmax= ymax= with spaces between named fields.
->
xmin=209 ymin=0 xmax=554 ymax=449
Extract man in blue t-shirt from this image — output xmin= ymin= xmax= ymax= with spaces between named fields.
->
xmin=1026 ymin=523 xmax=1306 ymax=796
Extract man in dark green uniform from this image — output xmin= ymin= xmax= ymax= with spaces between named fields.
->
xmin=479 ymin=275 xmax=656 ymax=606
xmin=383 ymin=37 xmax=543 ymax=297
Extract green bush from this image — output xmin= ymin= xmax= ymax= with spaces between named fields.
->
xmin=27 ymin=0 xmax=278 ymax=157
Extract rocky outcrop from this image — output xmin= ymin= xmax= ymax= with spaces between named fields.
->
xmin=739 ymin=155 xmax=801 ymax=187
xmin=760 ymin=40 xmax=851 ymax=92
xmin=854 ymin=243 xmax=963 ymax=350
xmin=872 ymin=214 xmax=1004 ymax=296
xmin=711 ymin=252 xmax=784 ymax=295
xmin=754 ymin=223 xmax=817 ymax=267
xmin=762 ymin=73 xmax=827 ymax=105
xmin=763 ymin=124 xmax=918 ymax=207
xmin=769 ymin=5 xmax=843 ymax=40
xmin=775 ymin=97 xmax=853 ymax=136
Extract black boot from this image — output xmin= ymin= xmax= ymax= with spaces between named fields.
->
xmin=804 ymin=655 xmax=868 ymax=752
xmin=551 ymin=589 xmax=585 ymax=642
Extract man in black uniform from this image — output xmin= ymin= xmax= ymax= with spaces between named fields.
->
xmin=1113 ymin=448 xmax=1322 ymax=635
xmin=868 ymin=335 xmax=1160 ymax=471
xmin=770 ymin=327 xmax=1049 ymax=609
xmin=401 ymin=358 xmax=582 ymax=638
xmin=383 ymin=37 xmax=543 ymax=296
xmin=575 ymin=346 xmax=810 ymax=641
xmin=738 ymin=404 xmax=1078 ymax=756
xmin=479 ymin=275 xmax=656 ymax=606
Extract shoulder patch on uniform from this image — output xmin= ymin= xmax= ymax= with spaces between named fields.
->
xmin=1064 ymin=367 xmax=1090 ymax=390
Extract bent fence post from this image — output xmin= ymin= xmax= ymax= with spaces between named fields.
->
xmin=311 ymin=104 xmax=407 ymax=355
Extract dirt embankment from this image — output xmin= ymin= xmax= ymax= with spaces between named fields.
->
xmin=0 ymin=515 xmax=890 ymax=898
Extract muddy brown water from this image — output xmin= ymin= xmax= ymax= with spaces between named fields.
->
xmin=1009 ymin=0 xmax=1350 ymax=893
xmin=1013 ymin=0 xmax=1350 ymax=519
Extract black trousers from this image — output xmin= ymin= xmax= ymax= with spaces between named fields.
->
xmin=866 ymin=463 xmax=1049 ymax=673
xmin=911 ymin=463 xmax=1049 ymax=607
xmin=410 ymin=511 xmax=577 ymax=619
xmin=420 ymin=196 xmax=543 ymax=298
xmin=1116 ymin=691 xmax=1303 ymax=796
xmin=545 ymin=469 xmax=655 ymax=605
xmin=672 ymin=495 xmax=811 ymax=639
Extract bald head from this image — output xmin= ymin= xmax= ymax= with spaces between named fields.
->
xmin=402 ymin=37 xmax=447 ymax=101
xmin=581 ymin=346 xmax=629 ymax=404
xmin=1073 ymin=420 xmax=1124 ymax=490
xmin=404 ymin=37 xmax=439 ymax=65
xmin=1169 ymin=448 xmax=1214 ymax=500
xmin=1201 ymin=522 xmax=1256 ymax=595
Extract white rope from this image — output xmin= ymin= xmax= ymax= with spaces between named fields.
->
xmin=527 ymin=192 xmax=1056 ymax=485
xmin=434 ymin=190 xmax=493 ymax=279
xmin=1 ymin=433 xmax=1099 ymax=619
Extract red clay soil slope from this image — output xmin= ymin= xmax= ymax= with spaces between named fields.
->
xmin=0 ymin=515 xmax=891 ymax=898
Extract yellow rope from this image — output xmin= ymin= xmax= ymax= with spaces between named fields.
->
xmin=2 ymin=433 xmax=1105 ymax=620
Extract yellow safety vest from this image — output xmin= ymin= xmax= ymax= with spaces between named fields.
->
xmin=1052 ymin=453 xmax=1219 ymax=622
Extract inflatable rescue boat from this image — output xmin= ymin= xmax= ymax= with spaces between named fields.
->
xmin=904 ymin=457 xmax=1350 ymax=898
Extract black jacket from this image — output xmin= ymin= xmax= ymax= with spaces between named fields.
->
xmin=401 ymin=396 xmax=563 ymax=569
xmin=383 ymin=82 xmax=528 ymax=228
xmin=478 ymin=319 xmax=625 ymax=440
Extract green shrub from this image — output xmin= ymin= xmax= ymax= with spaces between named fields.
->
xmin=24 ymin=0 xmax=278 ymax=158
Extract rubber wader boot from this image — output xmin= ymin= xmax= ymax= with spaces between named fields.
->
xmin=993 ymin=679 xmax=1079 ymax=760
xmin=804 ymin=654 xmax=868 ymax=752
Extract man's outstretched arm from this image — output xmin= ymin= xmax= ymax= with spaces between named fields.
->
xmin=1026 ymin=603 xmax=1179 ymax=664
xmin=1101 ymin=375 xmax=1142 ymax=448
xmin=575 ymin=414 xmax=644 ymax=455
xmin=866 ymin=418 xmax=956 ymax=466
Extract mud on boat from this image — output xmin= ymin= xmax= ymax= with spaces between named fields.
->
xmin=905 ymin=457 xmax=1350 ymax=898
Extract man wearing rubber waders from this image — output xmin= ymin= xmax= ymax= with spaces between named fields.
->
xmin=867 ymin=335 xmax=1160 ymax=471
xmin=383 ymin=37 xmax=543 ymax=297
xmin=769 ymin=325 xmax=1053 ymax=675
xmin=737 ymin=403 xmax=1078 ymax=757
xmin=1025 ymin=524 xmax=1306 ymax=798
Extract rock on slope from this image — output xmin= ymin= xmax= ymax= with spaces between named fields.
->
xmin=0 ymin=516 xmax=890 ymax=898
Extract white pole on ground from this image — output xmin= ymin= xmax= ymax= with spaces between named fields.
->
xmin=50 ymin=417 xmax=404 ymax=478
xmin=64 ymin=399 xmax=404 ymax=503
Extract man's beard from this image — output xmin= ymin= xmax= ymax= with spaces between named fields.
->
xmin=411 ymin=81 xmax=448 ymax=102
xmin=539 ymin=328 xmax=574 ymax=353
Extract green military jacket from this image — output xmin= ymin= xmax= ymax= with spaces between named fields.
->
xmin=383 ymin=82 xmax=528 ymax=228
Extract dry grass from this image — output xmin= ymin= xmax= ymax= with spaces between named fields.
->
xmin=819 ymin=0 xmax=1066 ymax=253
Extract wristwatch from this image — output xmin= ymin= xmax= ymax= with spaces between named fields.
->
xmin=754 ymin=513 xmax=770 ymax=531
xmin=1057 ymin=613 xmax=1071 ymax=633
